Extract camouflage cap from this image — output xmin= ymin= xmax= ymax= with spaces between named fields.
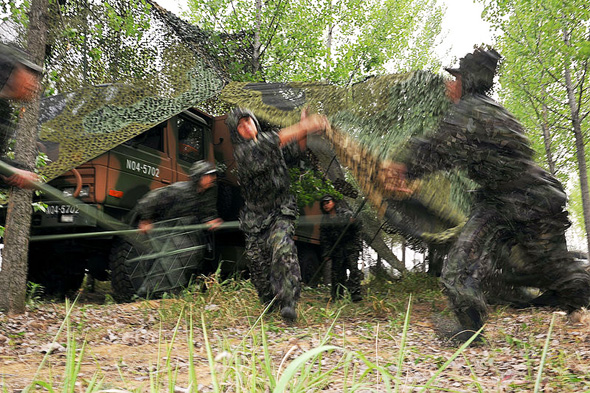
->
xmin=321 ymin=195 xmax=334 ymax=203
xmin=0 ymin=43 xmax=44 ymax=74
xmin=225 ymin=107 xmax=261 ymax=143
xmin=190 ymin=160 xmax=216 ymax=180
xmin=445 ymin=48 xmax=501 ymax=95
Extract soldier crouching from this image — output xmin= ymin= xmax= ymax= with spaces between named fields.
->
xmin=134 ymin=160 xmax=222 ymax=294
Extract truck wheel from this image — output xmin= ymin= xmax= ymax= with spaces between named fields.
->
xmin=110 ymin=227 xmax=207 ymax=302
xmin=109 ymin=239 xmax=150 ymax=302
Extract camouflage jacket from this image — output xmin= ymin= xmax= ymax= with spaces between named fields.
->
xmin=320 ymin=206 xmax=362 ymax=259
xmin=0 ymin=52 xmax=28 ymax=174
xmin=233 ymin=129 xmax=300 ymax=233
xmin=135 ymin=181 xmax=218 ymax=225
xmin=403 ymin=93 xmax=567 ymax=220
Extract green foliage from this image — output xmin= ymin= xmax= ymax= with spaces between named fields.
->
xmin=185 ymin=0 xmax=445 ymax=84
xmin=289 ymin=167 xmax=342 ymax=209
xmin=25 ymin=281 xmax=44 ymax=307
xmin=478 ymin=0 xmax=590 ymax=235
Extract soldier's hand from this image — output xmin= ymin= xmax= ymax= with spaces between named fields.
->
xmin=380 ymin=161 xmax=413 ymax=196
xmin=138 ymin=219 xmax=153 ymax=233
xmin=2 ymin=169 xmax=39 ymax=189
xmin=206 ymin=218 xmax=223 ymax=231
xmin=300 ymin=114 xmax=329 ymax=135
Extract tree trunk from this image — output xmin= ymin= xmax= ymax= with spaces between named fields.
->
xmin=359 ymin=210 xmax=406 ymax=274
xmin=325 ymin=1 xmax=333 ymax=76
xmin=540 ymin=84 xmax=556 ymax=176
xmin=562 ymin=30 xmax=590 ymax=259
xmin=252 ymin=0 xmax=262 ymax=75
xmin=401 ymin=238 xmax=406 ymax=268
xmin=0 ymin=0 xmax=48 ymax=314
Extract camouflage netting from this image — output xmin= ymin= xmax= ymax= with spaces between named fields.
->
xmin=2 ymin=0 xmax=230 ymax=181
xmin=220 ymin=72 xmax=475 ymax=248
xmin=2 ymin=0 xmax=471 ymax=250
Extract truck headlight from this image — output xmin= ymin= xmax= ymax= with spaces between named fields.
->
xmin=62 ymin=187 xmax=75 ymax=197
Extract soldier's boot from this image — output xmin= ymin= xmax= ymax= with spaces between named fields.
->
xmin=451 ymin=306 xmax=485 ymax=345
xmin=280 ymin=300 xmax=297 ymax=322
xmin=348 ymin=285 xmax=363 ymax=302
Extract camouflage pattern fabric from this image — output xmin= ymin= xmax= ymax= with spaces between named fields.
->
xmin=135 ymin=181 xmax=218 ymax=225
xmin=133 ymin=176 xmax=219 ymax=294
xmin=320 ymin=205 xmax=363 ymax=300
xmin=229 ymin=115 xmax=302 ymax=313
xmin=402 ymin=93 xmax=590 ymax=330
xmin=220 ymin=72 xmax=471 ymax=250
xmin=0 ymin=0 xmax=229 ymax=181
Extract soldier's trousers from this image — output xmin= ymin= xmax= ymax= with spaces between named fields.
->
xmin=442 ymin=205 xmax=590 ymax=331
xmin=245 ymin=216 xmax=301 ymax=309
xmin=329 ymin=247 xmax=363 ymax=300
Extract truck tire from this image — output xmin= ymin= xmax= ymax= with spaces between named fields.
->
xmin=109 ymin=238 xmax=148 ymax=302
xmin=110 ymin=223 xmax=207 ymax=302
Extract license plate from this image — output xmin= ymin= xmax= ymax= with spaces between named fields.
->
xmin=45 ymin=205 xmax=80 ymax=215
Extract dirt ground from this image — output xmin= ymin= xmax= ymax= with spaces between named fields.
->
xmin=1 ymin=281 xmax=590 ymax=392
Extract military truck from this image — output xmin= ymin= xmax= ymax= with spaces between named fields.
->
xmin=25 ymin=109 xmax=234 ymax=295
xmin=26 ymin=108 xmax=325 ymax=297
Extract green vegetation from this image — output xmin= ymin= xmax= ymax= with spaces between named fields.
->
xmin=2 ymin=273 xmax=588 ymax=392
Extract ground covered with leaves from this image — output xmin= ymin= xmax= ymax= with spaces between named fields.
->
xmin=1 ymin=274 xmax=589 ymax=392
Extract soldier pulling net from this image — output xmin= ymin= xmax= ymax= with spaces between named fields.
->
xmin=1 ymin=0 xmax=478 ymax=298
xmin=219 ymin=73 xmax=473 ymax=250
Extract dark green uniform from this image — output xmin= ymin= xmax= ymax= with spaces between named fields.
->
xmin=134 ymin=161 xmax=219 ymax=292
xmin=403 ymin=93 xmax=590 ymax=331
xmin=0 ymin=45 xmax=39 ymax=182
xmin=320 ymin=205 xmax=363 ymax=301
xmin=227 ymin=109 xmax=302 ymax=320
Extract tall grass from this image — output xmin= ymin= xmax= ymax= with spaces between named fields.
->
xmin=3 ymin=274 xmax=577 ymax=392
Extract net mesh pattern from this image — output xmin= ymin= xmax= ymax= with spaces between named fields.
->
xmin=2 ymin=1 xmax=471 ymax=247
xmin=220 ymin=72 xmax=474 ymax=246
xmin=2 ymin=0 xmax=228 ymax=180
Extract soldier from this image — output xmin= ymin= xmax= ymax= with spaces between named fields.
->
xmin=137 ymin=160 xmax=222 ymax=233
xmin=226 ymin=107 xmax=328 ymax=322
xmin=0 ymin=43 xmax=42 ymax=188
xmin=133 ymin=160 xmax=223 ymax=294
xmin=319 ymin=195 xmax=363 ymax=302
xmin=384 ymin=48 xmax=590 ymax=341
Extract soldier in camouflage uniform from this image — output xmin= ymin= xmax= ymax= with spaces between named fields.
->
xmin=385 ymin=48 xmax=590 ymax=339
xmin=0 ymin=43 xmax=42 ymax=188
xmin=136 ymin=160 xmax=222 ymax=232
xmin=226 ymin=107 xmax=328 ymax=321
xmin=320 ymin=195 xmax=363 ymax=302
xmin=134 ymin=160 xmax=222 ymax=292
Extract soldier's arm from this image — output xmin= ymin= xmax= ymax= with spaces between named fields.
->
xmin=135 ymin=187 xmax=170 ymax=223
xmin=278 ymin=114 xmax=328 ymax=148
xmin=199 ymin=186 xmax=222 ymax=230
xmin=402 ymin=101 xmax=481 ymax=180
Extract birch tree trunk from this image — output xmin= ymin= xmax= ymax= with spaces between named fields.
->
xmin=0 ymin=0 xmax=48 ymax=313
xmin=563 ymin=29 xmax=590 ymax=259
xmin=252 ymin=0 xmax=262 ymax=75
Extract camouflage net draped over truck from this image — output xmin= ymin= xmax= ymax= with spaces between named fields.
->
xmin=220 ymin=72 xmax=475 ymax=249
xmin=5 ymin=0 xmax=229 ymax=181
